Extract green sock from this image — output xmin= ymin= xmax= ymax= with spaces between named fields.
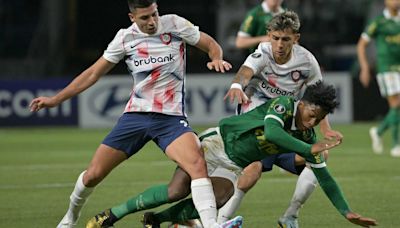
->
xmin=391 ymin=108 xmax=400 ymax=146
xmin=155 ymin=198 xmax=200 ymax=223
xmin=111 ymin=184 xmax=169 ymax=220
xmin=377 ymin=108 xmax=398 ymax=135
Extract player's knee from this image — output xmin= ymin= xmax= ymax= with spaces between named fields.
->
xmin=183 ymin=156 xmax=208 ymax=179
xmin=83 ymin=169 xmax=106 ymax=187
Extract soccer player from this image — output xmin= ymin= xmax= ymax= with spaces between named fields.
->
xmin=29 ymin=1 xmax=234 ymax=228
xmin=235 ymin=0 xmax=284 ymax=53
xmin=357 ymin=0 xmax=400 ymax=157
xmin=221 ymin=10 xmax=343 ymax=227
xmin=141 ymin=83 xmax=377 ymax=228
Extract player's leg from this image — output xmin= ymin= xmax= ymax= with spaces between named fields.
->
xmin=58 ymin=145 xmax=128 ymax=228
xmin=278 ymin=151 xmax=329 ymax=228
xmin=166 ymin=132 xmax=221 ymax=228
xmin=216 ymin=160 xmax=265 ymax=223
xmin=372 ymin=73 xmax=400 ymax=154
xmin=387 ymin=93 xmax=400 ymax=157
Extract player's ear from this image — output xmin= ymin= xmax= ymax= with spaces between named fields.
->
xmin=294 ymin=33 xmax=300 ymax=44
xmin=128 ymin=12 xmax=135 ymax=23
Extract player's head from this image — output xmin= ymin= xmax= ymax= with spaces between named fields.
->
xmin=127 ymin=0 xmax=159 ymax=34
xmin=264 ymin=0 xmax=284 ymax=12
xmin=385 ymin=0 xmax=400 ymax=11
xmin=267 ymin=11 xmax=300 ymax=64
xmin=295 ymin=82 xmax=339 ymax=131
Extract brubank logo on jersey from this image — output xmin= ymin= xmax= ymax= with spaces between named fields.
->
xmin=133 ymin=54 xmax=174 ymax=67
xmin=261 ymin=82 xmax=295 ymax=96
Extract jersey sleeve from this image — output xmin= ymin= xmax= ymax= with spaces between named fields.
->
xmin=311 ymin=166 xmax=351 ymax=216
xmin=243 ymin=43 xmax=268 ymax=75
xmin=362 ymin=17 xmax=378 ymax=41
xmin=103 ymin=29 xmax=126 ymax=64
xmin=171 ymin=15 xmax=200 ymax=46
xmin=238 ymin=12 xmax=257 ymax=37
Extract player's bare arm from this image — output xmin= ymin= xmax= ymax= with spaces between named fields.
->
xmin=30 ymin=57 xmax=115 ymax=112
xmin=357 ymin=37 xmax=371 ymax=88
xmin=235 ymin=35 xmax=270 ymax=49
xmin=224 ymin=65 xmax=254 ymax=104
xmin=195 ymin=31 xmax=232 ymax=73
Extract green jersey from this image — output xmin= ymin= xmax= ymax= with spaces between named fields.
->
xmin=238 ymin=3 xmax=284 ymax=52
xmin=363 ymin=9 xmax=400 ymax=73
xmin=220 ymin=96 xmax=319 ymax=168
xmin=219 ymin=96 xmax=351 ymax=216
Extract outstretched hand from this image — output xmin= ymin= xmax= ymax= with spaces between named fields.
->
xmin=346 ymin=212 xmax=377 ymax=227
xmin=207 ymin=59 xmax=232 ymax=73
xmin=29 ymin=97 xmax=58 ymax=112
xmin=223 ymin=88 xmax=249 ymax=104
xmin=311 ymin=138 xmax=341 ymax=155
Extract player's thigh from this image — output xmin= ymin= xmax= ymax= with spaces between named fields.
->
xmin=377 ymin=72 xmax=400 ymax=106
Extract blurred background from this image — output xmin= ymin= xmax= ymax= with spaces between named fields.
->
xmin=0 ymin=0 xmax=388 ymax=127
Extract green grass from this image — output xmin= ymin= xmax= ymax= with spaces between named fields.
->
xmin=0 ymin=123 xmax=399 ymax=227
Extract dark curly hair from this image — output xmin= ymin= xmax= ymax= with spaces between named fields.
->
xmin=127 ymin=0 xmax=156 ymax=12
xmin=302 ymin=82 xmax=339 ymax=114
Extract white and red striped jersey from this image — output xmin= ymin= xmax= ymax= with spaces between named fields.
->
xmin=103 ymin=14 xmax=200 ymax=116
xmin=241 ymin=42 xmax=322 ymax=112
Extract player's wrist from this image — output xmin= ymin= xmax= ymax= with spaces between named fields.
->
xmin=230 ymin=83 xmax=243 ymax=90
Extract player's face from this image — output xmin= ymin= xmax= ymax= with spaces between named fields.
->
xmin=268 ymin=29 xmax=300 ymax=64
xmin=265 ymin=0 xmax=283 ymax=11
xmin=295 ymin=101 xmax=327 ymax=131
xmin=129 ymin=3 xmax=159 ymax=34
xmin=386 ymin=0 xmax=400 ymax=11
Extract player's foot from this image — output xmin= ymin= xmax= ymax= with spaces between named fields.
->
xmin=86 ymin=209 xmax=117 ymax=228
xmin=390 ymin=145 xmax=400 ymax=157
xmin=220 ymin=215 xmax=243 ymax=228
xmin=141 ymin=212 xmax=160 ymax=228
xmin=57 ymin=212 xmax=78 ymax=228
xmin=369 ymin=127 xmax=383 ymax=154
xmin=277 ymin=216 xmax=299 ymax=228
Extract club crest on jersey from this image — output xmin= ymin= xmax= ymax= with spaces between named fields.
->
xmin=160 ymin=33 xmax=172 ymax=45
xmin=273 ymin=104 xmax=286 ymax=114
xmin=251 ymin=53 xmax=261 ymax=58
xmin=291 ymin=71 xmax=301 ymax=82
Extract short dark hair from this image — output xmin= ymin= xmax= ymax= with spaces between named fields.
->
xmin=267 ymin=11 xmax=300 ymax=33
xmin=127 ymin=0 xmax=156 ymax=12
xmin=302 ymin=82 xmax=339 ymax=114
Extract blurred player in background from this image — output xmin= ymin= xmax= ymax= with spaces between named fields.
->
xmin=30 ymin=0 xmax=234 ymax=228
xmin=221 ymin=11 xmax=343 ymax=228
xmin=142 ymin=83 xmax=377 ymax=228
xmin=357 ymin=0 xmax=400 ymax=157
xmin=235 ymin=0 xmax=284 ymax=53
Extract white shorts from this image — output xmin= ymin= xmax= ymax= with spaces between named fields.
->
xmin=377 ymin=72 xmax=400 ymax=97
xmin=199 ymin=127 xmax=242 ymax=184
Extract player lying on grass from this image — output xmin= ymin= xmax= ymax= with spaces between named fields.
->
xmin=92 ymin=82 xmax=377 ymax=228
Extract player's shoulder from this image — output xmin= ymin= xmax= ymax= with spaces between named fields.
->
xmin=293 ymin=44 xmax=317 ymax=62
xmin=159 ymin=14 xmax=196 ymax=30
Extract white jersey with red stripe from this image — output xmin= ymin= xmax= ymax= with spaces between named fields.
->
xmin=103 ymin=14 xmax=200 ymax=116
xmin=240 ymin=42 xmax=322 ymax=113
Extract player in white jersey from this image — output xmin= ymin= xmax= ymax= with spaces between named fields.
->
xmin=29 ymin=1 xmax=236 ymax=228
xmin=220 ymin=11 xmax=343 ymax=227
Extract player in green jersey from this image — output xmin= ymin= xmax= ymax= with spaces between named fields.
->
xmin=357 ymin=0 xmax=400 ymax=157
xmin=141 ymin=82 xmax=377 ymax=228
xmin=235 ymin=0 xmax=284 ymax=53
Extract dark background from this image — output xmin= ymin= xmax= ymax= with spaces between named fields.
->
xmin=0 ymin=0 xmax=386 ymax=120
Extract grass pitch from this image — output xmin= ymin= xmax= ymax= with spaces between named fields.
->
xmin=1 ymin=122 xmax=399 ymax=227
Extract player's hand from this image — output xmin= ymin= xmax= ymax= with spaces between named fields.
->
xmin=311 ymin=138 xmax=341 ymax=155
xmin=223 ymin=88 xmax=249 ymax=104
xmin=346 ymin=212 xmax=377 ymax=227
xmin=207 ymin=59 xmax=232 ymax=73
xmin=359 ymin=68 xmax=371 ymax=88
xmin=29 ymin=97 xmax=58 ymax=112
xmin=323 ymin=129 xmax=343 ymax=143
